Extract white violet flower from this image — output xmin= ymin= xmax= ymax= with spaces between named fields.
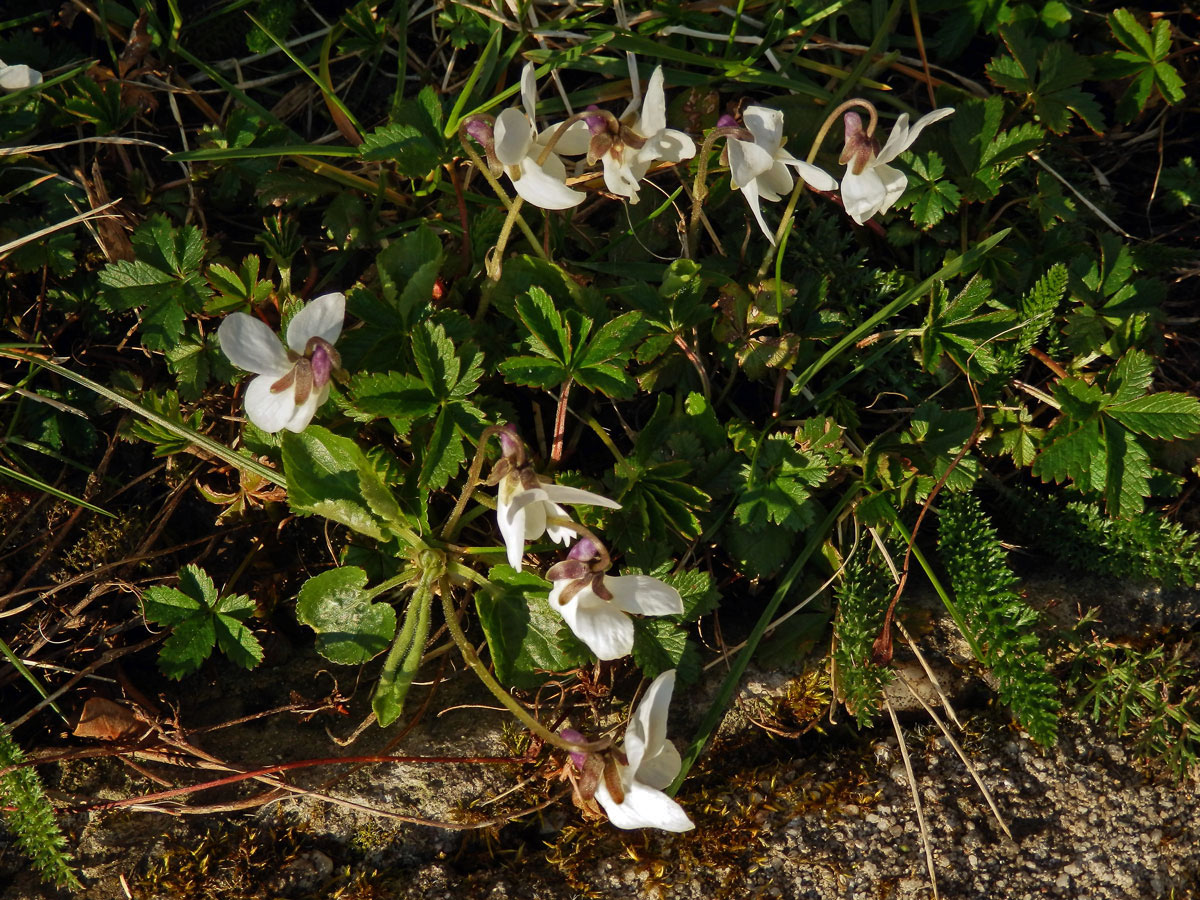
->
xmin=839 ymin=107 xmax=955 ymax=225
xmin=545 ymin=538 xmax=684 ymax=661
xmin=490 ymin=429 xmax=621 ymax=572
xmin=593 ymin=670 xmax=694 ymax=832
xmin=0 ymin=59 xmax=42 ymax=91
xmin=725 ymin=105 xmax=839 ymax=244
xmin=218 ymin=292 xmax=346 ymax=434
xmin=574 ymin=66 xmax=696 ymax=204
xmin=489 ymin=62 xmax=587 ymax=210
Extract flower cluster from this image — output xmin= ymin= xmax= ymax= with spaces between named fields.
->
xmin=463 ymin=60 xmax=953 ymax=242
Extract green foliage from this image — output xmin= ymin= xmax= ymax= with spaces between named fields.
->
xmin=1093 ymin=9 xmax=1187 ymax=123
xmin=1158 ymin=157 xmax=1198 ymax=212
xmin=476 ymin=566 xmax=589 ymax=689
xmin=901 ymin=152 xmax=963 ymax=229
xmin=141 ymin=565 xmax=263 ymax=679
xmin=937 ymin=493 xmax=1060 ymax=744
xmin=998 ymin=487 xmax=1200 ymax=589
xmin=1032 ymin=351 xmax=1200 ymax=516
xmin=0 ymin=727 xmax=80 ymax=889
xmin=986 ymin=26 xmax=1103 ymax=134
xmin=1069 ymin=629 xmax=1200 ymax=779
xmin=832 ymin=554 xmax=894 ymax=726
xmin=98 ymin=215 xmax=211 ymax=351
xmin=359 ymin=86 xmax=446 ymax=178
xmin=500 ymin=287 xmax=644 ymax=400
xmin=281 ymin=426 xmax=414 ymax=541
xmin=295 ymin=566 xmax=397 ymax=665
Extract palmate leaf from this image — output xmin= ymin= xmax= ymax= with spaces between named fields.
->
xmin=142 ymin=565 xmax=262 ymax=679
xmin=902 ymin=151 xmax=963 ymax=229
xmin=986 ymin=27 xmax=1104 ymax=134
xmin=734 ymin=434 xmax=827 ymax=533
xmin=1097 ymin=9 xmax=1187 ymax=122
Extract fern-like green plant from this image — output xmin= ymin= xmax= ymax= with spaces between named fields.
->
xmin=0 ymin=725 xmax=81 ymax=890
xmin=937 ymin=492 xmax=1060 ymax=744
xmin=832 ymin=553 xmax=894 ymax=726
xmin=996 ymin=484 xmax=1200 ymax=588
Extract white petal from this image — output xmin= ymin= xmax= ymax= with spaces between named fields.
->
xmin=727 ymin=137 xmax=775 ymax=188
xmin=283 ymin=383 xmax=325 ymax=432
xmin=638 ymin=129 xmax=695 ymax=167
xmin=0 ymin=63 xmax=42 ymax=91
xmin=876 ymin=107 xmax=954 ymax=165
xmin=595 ymin=779 xmax=694 ymax=832
xmin=639 ymin=67 xmax=667 ymax=137
xmin=629 ymin=670 xmax=676 ymax=773
xmin=512 ymin=158 xmax=586 ymax=209
xmin=520 ymin=62 xmax=538 ymax=124
xmin=544 ymin=503 xmax=576 ymax=546
xmin=494 ymin=107 xmax=534 ymax=166
xmin=286 ymin=291 xmax=344 ymax=352
xmin=604 ymin=575 xmax=684 ymax=616
xmin=756 ymin=161 xmax=794 ymax=202
xmin=600 ymin=154 xmax=640 ymax=202
xmin=874 ymin=162 xmax=909 ymax=215
xmin=538 ymin=484 xmax=622 ymax=510
xmin=243 ymin=373 xmax=299 ymax=433
xmin=743 ymin=105 xmax=784 ymax=154
xmin=636 ymin=739 xmax=683 ymax=791
xmin=737 ymin=173 xmax=776 ymax=245
xmin=496 ymin=479 xmax=530 ymax=570
xmin=554 ymin=585 xmax=635 ymax=660
xmin=840 ymin=167 xmax=887 ymax=225
xmin=539 ymin=119 xmax=591 ymax=156
xmin=218 ymin=313 xmax=291 ymax=376
xmin=780 ymin=156 xmax=840 ymax=193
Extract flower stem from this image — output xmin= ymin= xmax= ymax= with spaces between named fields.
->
xmin=441 ymin=424 xmax=506 ymax=542
xmin=686 ymin=125 xmax=752 ymax=258
xmin=805 ymin=98 xmax=878 ymax=165
xmin=457 ymin=120 xmax=547 ymax=271
xmin=551 ymin=377 xmax=572 ymax=466
xmin=545 ymin=516 xmax=611 ymax=572
xmin=438 ymin=576 xmax=609 ymax=754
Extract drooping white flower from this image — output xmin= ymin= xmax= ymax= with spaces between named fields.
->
xmin=218 ymin=292 xmax=345 ymax=434
xmin=564 ymin=66 xmax=695 ymax=204
xmin=491 ymin=429 xmax=620 ymax=572
xmin=545 ymin=539 xmax=684 ymax=661
xmin=492 ymin=63 xmax=587 ymax=210
xmin=726 ymin=105 xmax=839 ymax=244
xmin=0 ymin=59 xmax=42 ymax=91
xmin=594 ymin=670 xmax=694 ymax=832
xmin=839 ymin=107 xmax=955 ymax=225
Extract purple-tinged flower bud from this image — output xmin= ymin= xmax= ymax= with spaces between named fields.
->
xmin=568 ymin=536 xmax=599 ymax=562
xmin=497 ymin=425 xmax=521 ymax=461
xmin=584 ymin=106 xmax=608 ymax=136
xmin=560 ymin=728 xmax=589 ymax=771
xmin=464 ymin=117 xmax=495 ymax=146
xmin=717 ymin=113 xmax=738 ymax=129
xmin=839 ymin=111 xmax=877 ymax=174
xmin=310 ymin=342 xmax=333 ymax=388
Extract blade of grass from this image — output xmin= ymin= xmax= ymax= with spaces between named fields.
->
xmin=443 ymin=26 xmax=502 ymax=138
xmin=791 ymin=229 xmax=1010 ymax=397
xmin=166 ymin=145 xmax=360 ymax=161
xmin=0 ymin=465 xmax=113 ymax=517
xmin=670 ymin=484 xmax=859 ymax=793
xmin=0 ymin=350 xmax=285 ymax=489
xmin=0 ymin=638 xmax=66 ymax=725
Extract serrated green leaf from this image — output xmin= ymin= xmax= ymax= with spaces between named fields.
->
xmin=632 ymin=618 xmax=698 ymax=683
xmin=349 ymin=371 xmax=437 ymax=428
xmin=141 ymin=585 xmax=205 ymax=626
xmin=1106 ymin=393 xmax=1200 ymax=440
xmin=296 ymin=567 xmax=396 ymax=664
xmin=476 ymin=565 xmax=589 ymax=688
xmin=1107 ymin=349 xmax=1156 ymax=403
xmin=213 ymin=615 xmax=265 ymax=670
xmin=1104 ymin=423 xmax=1151 ymax=517
xmin=359 ymin=123 xmax=441 ymax=176
xmin=158 ymin=617 xmax=217 ymax=680
xmin=1108 ymin=8 xmax=1154 ymax=58
xmin=903 ymin=151 xmax=963 ymax=229
xmin=498 ymin=354 xmax=571 ymax=389
xmin=512 ymin=287 xmax=573 ymax=364
xmin=281 ymin=426 xmax=387 ymax=540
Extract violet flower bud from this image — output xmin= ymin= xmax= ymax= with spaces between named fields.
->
xmin=560 ymin=728 xmax=589 ymax=771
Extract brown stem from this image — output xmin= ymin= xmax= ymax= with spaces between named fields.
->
xmin=551 ymin=377 xmax=573 ymax=465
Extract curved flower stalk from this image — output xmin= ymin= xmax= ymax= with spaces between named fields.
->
xmin=725 ymin=106 xmax=838 ymax=243
xmin=0 ymin=59 xmax=41 ymax=91
xmin=839 ymin=107 xmax=955 ymax=225
xmin=590 ymin=671 xmax=694 ymax=832
xmin=489 ymin=63 xmax=587 ymax=210
xmin=489 ymin=428 xmax=620 ymax=572
xmin=546 ymin=538 xmax=683 ymax=660
xmin=218 ymin=292 xmax=346 ymax=434
xmin=564 ymin=66 xmax=696 ymax=204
